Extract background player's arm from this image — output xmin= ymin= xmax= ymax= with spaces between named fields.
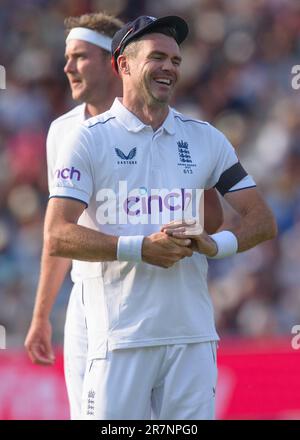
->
xmin=25 ymin=123 xmax=73 ymax=365
xmin=45 ymin=197 xmax=193 ymax=267
xmin=25 ymin=252 xmax=71 ymax=365
xmin=203 ymin=188 xmax=223 ymax=234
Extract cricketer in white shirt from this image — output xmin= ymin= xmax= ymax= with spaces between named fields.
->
xmin=46 ymin=12 xmax=276 ymax=419
xmin=49 ymin=98 xmax=256 ymax=359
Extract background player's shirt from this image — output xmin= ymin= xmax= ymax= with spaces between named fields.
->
xmin=50 ymin=98 xmax=256 ymax=358
xmin=47 ymin=103 xmax=103 ymax=282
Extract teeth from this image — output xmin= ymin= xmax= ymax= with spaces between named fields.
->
xmin=155 ymin=79 xmax=171 ymax=85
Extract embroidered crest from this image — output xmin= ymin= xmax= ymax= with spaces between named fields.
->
xmin=177 ymin=140 xmax=195 ymax=174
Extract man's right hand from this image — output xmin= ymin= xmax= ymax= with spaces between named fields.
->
xmin=142 ymin=232 xmax=193 ymax=268
xmin=24 ymin=318 xmax=55 ymax=366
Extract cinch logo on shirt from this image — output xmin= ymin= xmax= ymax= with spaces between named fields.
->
xmin=54 ymin=167 xmax=81 ymax=181
xmin=96 ymin=181 xmax=204 ymax=226
xmin=115 ymin=147 xmax=137 ymax=165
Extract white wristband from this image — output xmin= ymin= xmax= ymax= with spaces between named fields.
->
xmin=117 ymin=236 xmax=145 ymax=262
xmin=208 ymin=231 xmax=238 ymax=259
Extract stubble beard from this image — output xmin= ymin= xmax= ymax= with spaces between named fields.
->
xmin=142 ymin=76 xmax=171 ymax=108
xmin=70 ymin=81 xmax=86 ymax=103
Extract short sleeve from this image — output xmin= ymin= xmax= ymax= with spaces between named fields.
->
xmin=49 ymin=125 xmax=94 ymax=207
xmin=206 ymin=125 xmax=256 ymax=195
xmin=46 ymin=122 xmax=58 ymax=191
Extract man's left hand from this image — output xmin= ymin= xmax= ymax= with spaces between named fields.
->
xmin=161 ymin=219 xmax=218 ymax=257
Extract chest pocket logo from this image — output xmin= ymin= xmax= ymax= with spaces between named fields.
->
xmin=177 ymin=140 xmax=196 ymax=174
xmin=115 ymin=147 xmax=137 ymax=164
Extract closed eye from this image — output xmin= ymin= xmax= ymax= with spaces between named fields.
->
xmin=148 ymin=51 xmax=182 ymax=66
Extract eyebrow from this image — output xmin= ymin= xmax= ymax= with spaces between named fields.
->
xmin=148 ymin=51 xmax=182 ymax=63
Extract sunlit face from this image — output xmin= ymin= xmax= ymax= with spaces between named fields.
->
xmin=122 ymin=33 xmax=182 ymax=106
xmin=64 ymin=39 xmax=111 ymax=103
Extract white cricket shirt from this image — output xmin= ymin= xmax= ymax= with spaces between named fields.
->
xmin=47 ymin=103 xmax=104 ymax=282
xmin=50 ymin=98 xmax=256 ymax=356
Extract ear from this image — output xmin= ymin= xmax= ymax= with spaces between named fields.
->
xmin=117 ymin=54 xmax=130 ymax=75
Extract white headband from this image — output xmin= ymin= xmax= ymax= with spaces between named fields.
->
xmin=66 ymin=27 xmax=112 ymax=52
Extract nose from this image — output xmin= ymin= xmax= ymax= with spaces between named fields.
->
xmin=161 ymin=57 xmax=175 ymax=72
xmin=64 ymin=58 xmax=76 ymax=75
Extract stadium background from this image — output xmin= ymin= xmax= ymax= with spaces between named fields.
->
xmin=0 ymin=0 xmax=300 ymax=419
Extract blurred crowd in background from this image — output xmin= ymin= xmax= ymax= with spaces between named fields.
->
xmin=0 ymin=0 xmax=300 ymax=346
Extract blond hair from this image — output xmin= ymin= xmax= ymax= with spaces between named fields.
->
xmin=64 ymin=12 xmax=123 ymax=38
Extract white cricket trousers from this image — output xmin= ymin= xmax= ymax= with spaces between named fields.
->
xmin=81 ymin=341 xmax=218 ymax=420
xmin=64 ymin=282 xmax=87 ymax=420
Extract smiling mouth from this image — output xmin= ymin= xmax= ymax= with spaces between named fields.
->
xmin=154 ymin=78 xmax=172 ymax=86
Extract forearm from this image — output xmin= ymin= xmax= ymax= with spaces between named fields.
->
xmin=46 ymin=223 xmax=118 ymax=262
xmin=204 ymin=189 xmax=224 ymax=234
xmin=32 ymin=246 xmax=71 ymax=320
xmin=229 ymin=206 xmax=277 ymax=252
xmin=45 ymin=198 xmax=191 ymax=267
xmin=163 ymin=187 xmax=277 ymax=257
xmin=220 ymin=188 xmax=277 ymax=253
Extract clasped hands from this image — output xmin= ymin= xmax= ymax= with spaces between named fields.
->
xmin=161 ymin=219 xmax=217 ymax=258
xmin=142 ymin=219 xmax=217 ymax=269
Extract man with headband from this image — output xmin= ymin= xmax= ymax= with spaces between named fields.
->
xmin=45 ymin=15 xmax=276 ymax=419
xmin=24 ymin=12 xmax=123 ymax=419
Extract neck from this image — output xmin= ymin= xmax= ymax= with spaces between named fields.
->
xmin=122 ymin=93 xmax=169 ymax=131
xmin=84 ymin=78 xmax=122 ymax=117
xmin=85 ymin=96 xmax=113 ymax=118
